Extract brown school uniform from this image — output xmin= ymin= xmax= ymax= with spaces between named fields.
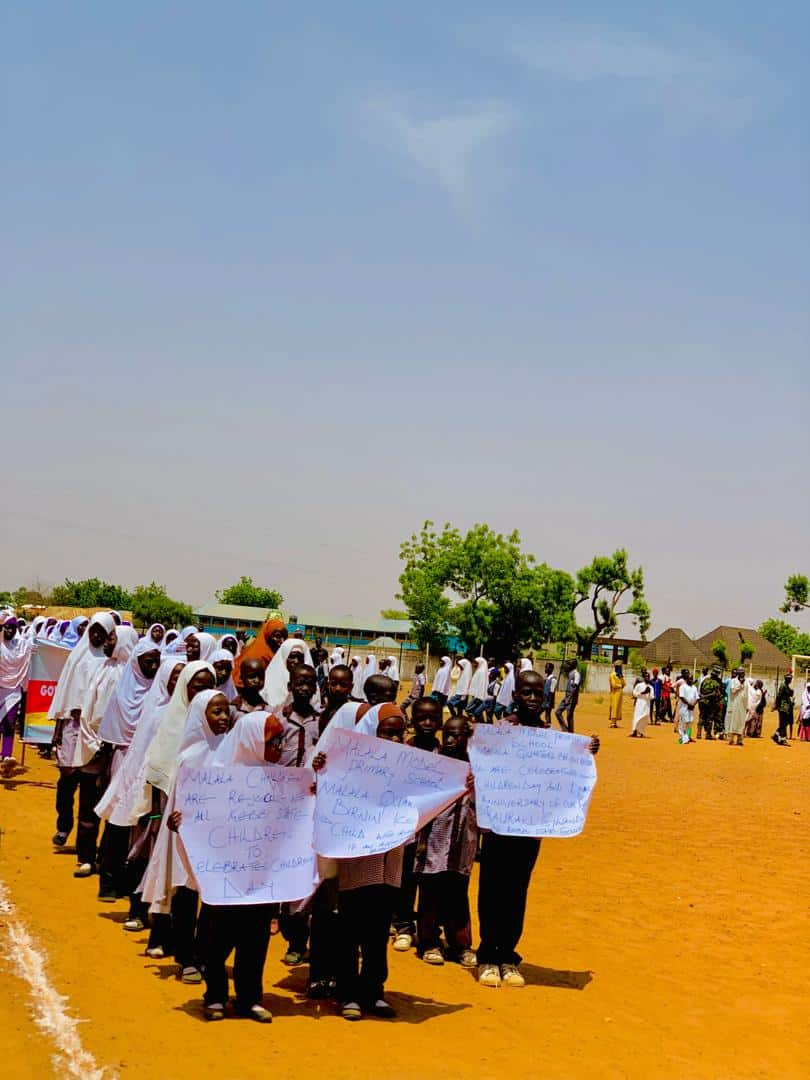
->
xmin=415 ymin=790 xmax=477 ymax=957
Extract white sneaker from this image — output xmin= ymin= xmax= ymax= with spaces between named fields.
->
xmin=500 ymin=964 xmax=525 ymax=987
xmin=477 ymin=963 xmax=501 ymax=987
xmin=393 ymin=932 xmax=413 ymax=951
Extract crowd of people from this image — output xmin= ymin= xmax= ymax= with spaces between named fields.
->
xmin=0 ymin=610 xmax=601 ymax=1025
xmin=605 ymin=660 xmax=803 ymax=746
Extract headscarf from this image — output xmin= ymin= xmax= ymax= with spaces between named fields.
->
xmin=144 ymin=660 xmax=216 ymax=794
xmin=61 ymin=615 xmax=88 ymax=649
xmin=519 ymin=658 xmax=533 ymax=672
xmin=431 ymin=656 xmax=452 ymax=697
xmin=801 ymin=681 xmax=810 ymax=721
xmin=210 ymin=648 xmax=236 ymax=702
xmin=350 ymin=657 xmax=364 ymax=699
xmin=454 ymin=658 xmax=472 ymax=697
xmin=140 ymin=689 xmax=229 ymax=913
xmin=262 ymin=638 xmax=313 ymax=711
xmin=469 ymin=656 xmax=488 ymax=700
xmin=161 ymin=629 xmax=179 ymax=653
xmin=329 ymin=646 xmax=345 ymax=669
xmin=48 ymin=612 xmax=116 ymax=720
xmin=28 ymin=616 xmax=46 ymax=641
xmin=496 ymin=662 xmax=515 ymax=707
xmin=163 ymin=625 xmax=198 ymax=656
xmin=219 ymin=634 xmax=240 ymax=656
xmin=386 ymin=655 xmax=400 ymax=683
xmin=147 ymin=623 xmax=165 ymax=647
xmin=99 ymin=638 xmax=162 ymax=747
xmin=192 ymin=632 xmax=218 ymax=662
xmin=362 ymin=654 xmax=378 ymax=685
xmin=212 ymin=707 xmax=275 ymax=766
xmin=232 ymin=618 xmax=287 ymax=688
xmin=94 ymin=658 xmax=184 ymax=826
xmin=0 ymin=619 xmax=33 ymax=690
xmin=74 ymin=626 xmax=140 ymax=766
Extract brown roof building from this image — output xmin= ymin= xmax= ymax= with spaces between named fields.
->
xmin=693 ymin=626 xmax=792 ymax=673
xmin=639 ymin=628 xmax=714 ymax=669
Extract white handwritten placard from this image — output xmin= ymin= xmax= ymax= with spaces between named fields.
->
xmin=469 ymin=724 xmax=597 ymax=838
xmin=177 ymin=763 xmax=318 ymax=905
xmin=314 ymin=727 xmax=468 ymax=858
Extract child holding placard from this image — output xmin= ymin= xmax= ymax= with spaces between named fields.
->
xmin=475 ymin=669 xmax=599 ymax=988
xmin=415 ymin=716 xmax=478 ymax=968
xmin=312 ymin=704 xmax=407 ymax=1022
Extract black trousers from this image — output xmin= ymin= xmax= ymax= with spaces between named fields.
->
xmin=55 ymin=769 xmax=101 ymax=865
xmin=416 ymin=871 xmax=472 ymax=956
xmin=280 ymin=909 xmax=309 ymax=954
xmin=308 ymin=878 xmax=339 ymax=984
xmin=336 ymin=884 xmax=396 ymax=1006
xmin=171 ymin=886 xmax=200 ymax=969
xmin=477 ymin=833 xmax=541 ymax=966
xmin=555 ymin=698 xmax=577 ymax=733
xmin=202 ymin=903 xmax=272 ymax=1010
xmin=392 ymin=842 xmax=417 ymax=934
xmin=777 ymin=712 xmax=792 ymax=739
xmin=98 ymin=822 xmax=131 ymax=895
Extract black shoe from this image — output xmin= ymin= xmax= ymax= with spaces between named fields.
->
xmin=52 ymin=832 xmax=68 ymax=847
xmin=98 ymin=890 xmax=117 ymax=902
xmin=307 ymin=980 xmax=335 ymax=1000
xmin=369 ymin=998 xmax=396 ymax=1019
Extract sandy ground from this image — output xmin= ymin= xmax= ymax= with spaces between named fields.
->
xmin=1 ymin=694 xmax=808 ymax=1080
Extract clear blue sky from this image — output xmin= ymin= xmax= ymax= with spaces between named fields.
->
xmin=3 ymin=2 xmax=809 ymax=638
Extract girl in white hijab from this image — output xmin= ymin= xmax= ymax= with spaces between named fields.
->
xmin=0 ymin=617 xmax=33 ymax=773
xmin=350 ymin=656 xmax=364 ymax=700
xmin=185 ymin=631 xmax=218 ymax=663
xmin=48 ymin=612 xmax=117 ymax=874
xmin=262 ymin=638 xmax=313 ymax=712
xmin=74 ymin=626 xmax=139 ymax=768
xmin=140 ymin=689 xmax=229 ymax=983
xmin=448 ymin=658 xmax=472 ymax=716
xmin=210 ymin=648 xmax=236 ymax=702
xmin=386 ymin=655 xmax=400 ymax=688
xmin=466 ymin=656 xmax=489 ymax=720
xmin=329 ymin=646 xmax=345 ymax=669
xmin=431 ymin=656 xmax=452 ymax=701
xmin=495 ymin=661 xmax=515 ymax=720
xmin=519 ymin=658 xmax=533 ymax=672
xmin=144 ymin=660 xmax=217 ymax=796
xmin=163 ymin=625 xmax=198 ymax=657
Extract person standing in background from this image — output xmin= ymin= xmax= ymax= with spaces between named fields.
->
xmin=608 ymin=661 xmax=625 ymax=728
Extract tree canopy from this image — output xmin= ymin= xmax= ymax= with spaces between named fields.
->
xmin=51 ymin=578 xmax=133 ymax=609
xmin=397 ymin=521 xmax=577 ymax=656
xmin=572 ymin=549 xmax=650 ymax=658
xmin=759 ymin=618 xmax=810 ymax=658
xmin=711 ymin=639 xmax=729 ymax=669
xmin=780 ymin=574 xmax=810 ymax=613
xmin=130 ymin=582 xmax=194 ymax=629
xmin=215 ymin=576 xmax=283 ymax=610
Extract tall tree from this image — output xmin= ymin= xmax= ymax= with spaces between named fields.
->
xmin=398 ymin=521 xmax=575 ymax=656
xmin=216 ymin=576 xmax=283 ymax=609
xmin=780 ymin=574 xmax=810 ymax=613
xmin=759 ymin=618 xmax=810 ymax=657
xmin=711 ymin=639 xmax=729 ymax=671
xmin=130 ymin=582 xmax=194 ymax=629
xmin=571 ymin=550 xmax=650 ymax=658
xmin=51 ymin=578 xmax=133 ymax=609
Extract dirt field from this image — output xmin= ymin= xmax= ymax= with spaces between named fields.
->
xmin=1 ymin=694 xmax=808 ymax=1080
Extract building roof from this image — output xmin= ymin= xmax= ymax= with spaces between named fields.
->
xmin=693 ymin=626 xmax=792 ymax=671
xmin=640 ymin=627 xmax=714 ymax=668
xmin=290 ymin=613 xmax=414 ymax=636
xmin=194 ymin=602 xmax=283 ymax=624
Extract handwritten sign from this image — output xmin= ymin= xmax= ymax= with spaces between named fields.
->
xmin=314 ymin=727 xmax=468 ymax=858
xmin=177 ymin=763 xmax=318 ymax=905
xmin=469 ymin=724 xmax=596 ymax=838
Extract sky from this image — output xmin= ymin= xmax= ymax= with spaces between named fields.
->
xmin=3 ymin=1 xmax=809 ymax=640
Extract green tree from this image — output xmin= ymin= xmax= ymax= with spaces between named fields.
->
xmin=12 ymin=582 xmax=51 ymax=608
xmin=739 ymin=640 xmax=755 ymax=667
xmin=572 ymin=550 xmax=650 ymax=658
xmin=379 ymin=609 xmax=410 ymax=620
xmin=130 ymin=582 xmax=194 ymax=629
xmin=711 ymin=638 xmax=729 ymax=671
xmin=397 ymin=521 xmax=576 ymax=656
xmin=0 ymin=590 xmax=13 ymax=607
xmin=780 ymin=574 xmax=810 ymax=613
xmin=51 ymin=578 xmax=133 ymax=609
xmin=215 ymin=576 xmax=283 ymax=610
xmin=759 ymin=618 xmax=810 ymax=657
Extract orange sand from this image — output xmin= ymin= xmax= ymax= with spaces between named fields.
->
xmin=1 ymin=695 xmax=808 ymax=1079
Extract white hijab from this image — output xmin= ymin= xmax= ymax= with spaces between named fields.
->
xmin=191 ymin=632 xmax=218 ymax=662
xmin=432 ymin=656 xmax=452 ymax=696
xmin=144 ymin=660 xmax=216 ymax=794
xmin=496 ymin=662 xmax=515 ymax=706
xmin=386 ymin=655 xmax=400 ymax=683
xmin=95 ymin=658 xmax=184 ymax=826
xmin=48 ymin=612 xmax=116 ymax=720
xmin=519 ymin=658 xmax=533 ymax=672
xmin=213 ymin=708 xmax=273 ymax=765
xmin=140 ymin=689 xmax=228 ymax=913
xmin=262 ymin=638 xmax=313 ymax=711
xmin=210 ymin=648 xmax=236 ymax=702
xmin=74 ymin=627 xmax=139 ymax=766
xmin=469 ymin=656 xmax=488 ymax=700
xmin=99 ymin=637 xmax=161 ymax=747
xmin=0 ymin=622 xmax=33 ymax=690
xmin=163 ymin=625 xmax=198 ymax=656
xmin=362 ymin=654 xmax=378 ymax=684
xmin=350 ymin=657 xmax=364 ymax=699
xmin=329 ymin=647 xmax=345 ymax=669
xmin=454 ymin=658 xmax=472 ymax=697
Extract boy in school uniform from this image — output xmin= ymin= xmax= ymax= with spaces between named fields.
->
xmin=392 ymin=697 xmax=443 ymax=952
xmin=476 ymin=670 xmax=599 ymax=988
xmin=312 ymin=704 xmax=408 ymax=1021
xmin=400 ymin=663 xmax=426 ymax=715
xmin=540 ymin=662 xmax=557 ymax=727
xmin=229 ymin=657 xmax=269 ymax=720
xmin=415 ymin=715 xmax=478 ymax=968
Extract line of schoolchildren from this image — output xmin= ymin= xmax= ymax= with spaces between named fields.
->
xmin=42 ymin=617 xmax=598 ymax=1024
